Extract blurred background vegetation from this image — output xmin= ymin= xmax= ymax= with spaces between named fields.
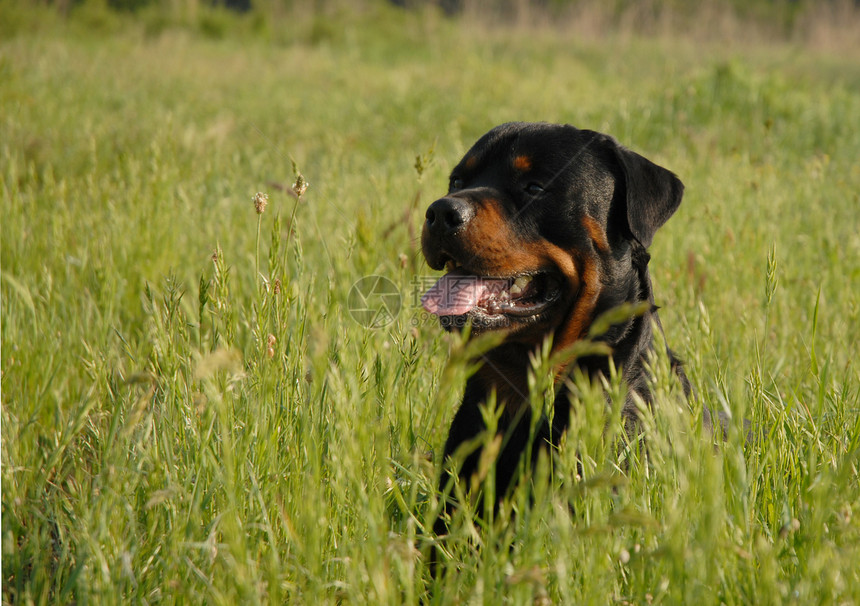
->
xmin=5 ymin=0 xmax=860 ymax=49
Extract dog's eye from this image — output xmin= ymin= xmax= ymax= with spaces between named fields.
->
xmin=449 ymin=177 xmax=464 ymax=191
xmin=525 ymin=183 xmax=544 ymax=196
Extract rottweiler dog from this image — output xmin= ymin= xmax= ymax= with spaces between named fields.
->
xmin=420 ymin=122 xmax=716 ymax=548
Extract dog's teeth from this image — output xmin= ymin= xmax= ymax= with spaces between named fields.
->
xmin=509 ymin=276 xmax=532 ymax=296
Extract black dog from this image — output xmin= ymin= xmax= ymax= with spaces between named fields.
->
xmin=420 ymin=122 xmax=718 ymax=550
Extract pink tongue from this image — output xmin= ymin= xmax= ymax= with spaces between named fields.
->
xmin=421 ymin=271 xmax=508 ymax=316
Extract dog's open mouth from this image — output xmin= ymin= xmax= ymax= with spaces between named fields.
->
xmin=421 ymin=264 xmax=561 ymax=325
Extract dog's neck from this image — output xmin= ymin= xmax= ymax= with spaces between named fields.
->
xmin=579 ymin=242 xmax=662 ymax=404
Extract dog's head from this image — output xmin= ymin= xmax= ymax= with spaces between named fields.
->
xmin=420 ymin=122 xmax=684 ymax=350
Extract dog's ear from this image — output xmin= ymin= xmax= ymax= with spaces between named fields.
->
xmin=612 ymin=143 xmax=684 ymax=248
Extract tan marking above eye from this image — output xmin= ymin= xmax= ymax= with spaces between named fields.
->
xmin=464 ymin=155 xmax=478 ymax=169
xmin=513 ymin=155 xmax=532 ymax=171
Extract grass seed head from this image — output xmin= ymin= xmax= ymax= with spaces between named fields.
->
xmin=290 ymin=158 xmax=309 ymax=198
xmin=253 ymin=192 xmax=269 ymax=214
xmin=292 ymin=174 xmax=308 ymax=198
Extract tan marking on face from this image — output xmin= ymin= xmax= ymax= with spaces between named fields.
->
xmin=582 ymin=215 xmax=610 ymax=254
xmin=461 ymin=201 xmax=535 ymax=275
xmin=513 ymin=155 xmax=532 ymax=171
xmin=504 ymin=239 xmax=586 ymax=352
xmin=454 ymin=199 xmax=601 ymax=352
xmin=553 ymin=252 xmax=602 ymax=350
xmin=464 ymin=155 xmax=478 ymax=170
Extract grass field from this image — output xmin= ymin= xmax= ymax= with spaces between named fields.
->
xmin=2 ymin=2 xmax=860 ymax=603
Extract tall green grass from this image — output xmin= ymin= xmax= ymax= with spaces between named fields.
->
xmin=2 ymin=3 xmax=859 ymax=603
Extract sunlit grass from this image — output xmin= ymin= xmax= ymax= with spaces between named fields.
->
xmin=2 ymin=3 xmax=859 ymax=604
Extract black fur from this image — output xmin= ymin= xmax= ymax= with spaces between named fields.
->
xmin=421 ymin=122 xmax=709 ymax=566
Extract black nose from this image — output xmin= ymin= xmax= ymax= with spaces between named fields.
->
xmin=425 ymin=197 xmax=474 ymax=236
